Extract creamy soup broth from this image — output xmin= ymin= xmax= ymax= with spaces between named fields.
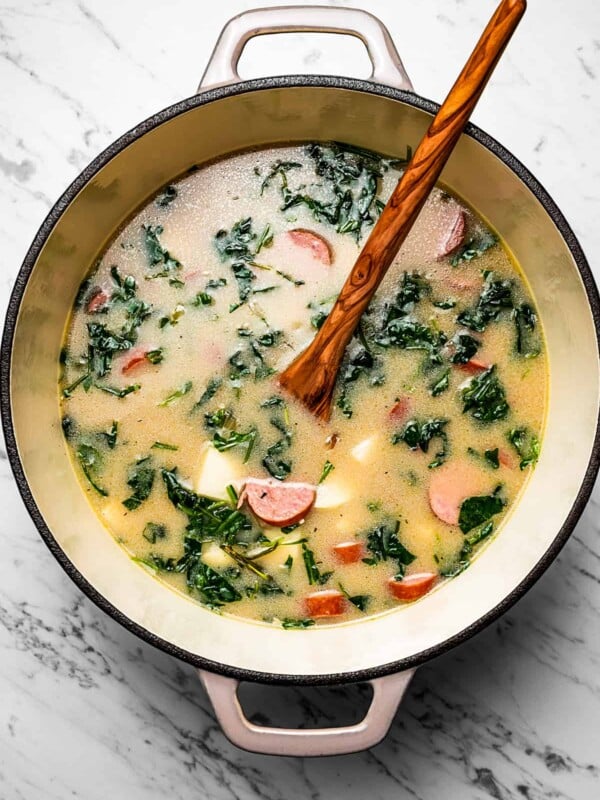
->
xmin=60 ymin=143 xmax=546 ymax=628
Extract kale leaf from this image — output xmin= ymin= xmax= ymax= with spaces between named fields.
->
xmin=460 ymin=366 xmax=510 ymax=422
xmin=458 ymin=487 xmax=505 ymax=534
xmin=392 ymin=418 xmax=449 ymax=468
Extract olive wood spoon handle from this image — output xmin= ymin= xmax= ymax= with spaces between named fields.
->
xmin=279 ymin=0 xmax=526 ymax=420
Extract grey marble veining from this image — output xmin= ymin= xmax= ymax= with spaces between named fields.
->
xmin=1 ymin=1 xmax=599 ymax=798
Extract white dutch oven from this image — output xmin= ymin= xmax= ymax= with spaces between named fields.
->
xmin=2 ymin=6 xmax=600 ymax=757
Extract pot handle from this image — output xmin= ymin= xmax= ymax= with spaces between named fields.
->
xmin=198 ymin=6 xmax=413 ymax=92
xmin=198 ymin=668 xmax=415 ymax=756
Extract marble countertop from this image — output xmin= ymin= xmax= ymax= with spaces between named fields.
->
xmin=1 ymin=1 xmax=599 ymax=797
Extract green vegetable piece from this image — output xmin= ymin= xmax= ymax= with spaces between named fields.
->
xmin=450 ymin=333 xmax=480 ymax=365
xmin=460 ymin=366 xmax=509 ymax=422
xmin=362 ymin=520 xmax=415 ymax=577
xmin=484 ymin=448 xmax=500 ymax=469
xmin=513 ymin=303 xmax=540 ymax=358
xmin=195 ymin=377 xmax=223 ymax=408
xmin=213 ymin=428 xmax=258 ymax=463
xmin=458 ymin=488 xmax=505 ymax=534
xmin=155 ymin=185 xmax=178 ymax=207
xmin=102 ymin=421 xmax=118 ymax=449
xmin=392 ymin=418 xmax=449 ymax=468
xmin=159 ymin=380 xmax=192 ymax=407
xmin=338 ymin=583 xmax=369 ymax=612
xmin=318 ymin=460 xmax=335 ymax=484
xmin=76 ymin=443 xmax=108 ymax=497
xmin=302 ymin=542 xmax=332 ymax=586
xmin=507 ymin=427 xmax=540 ymax=469
xmin=456 ymin=272 xmax=513 ymax=332
xmin=143 ymin=522 xmax=167 ymax=543
xmin=123 ymin=457 xmax=155 ymax=511
xmin=429 ymin=369 xmax=450 ymax=397
xmin=142 ymin=224 xmax=182 ymax=279
xmin=151 ymin=441 xmax=178 ymax=451
xmin=281 ymin=618 xmax=315 ymax=629
xmin=449 ymin=231 xmax=497 ymax=266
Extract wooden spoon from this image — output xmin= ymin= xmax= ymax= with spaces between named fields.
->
xmin=279 ymin=0 xmax=526 ymax=420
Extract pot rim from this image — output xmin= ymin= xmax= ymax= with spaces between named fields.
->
xmin=3 ymin=74 xmax=600 ymax=686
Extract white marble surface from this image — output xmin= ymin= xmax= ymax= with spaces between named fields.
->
xmin=1 ymin=0 xmax=599 ymax=797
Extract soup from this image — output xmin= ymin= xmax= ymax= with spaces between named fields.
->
xmin=59 ymin=142 xmax=546 ymax=628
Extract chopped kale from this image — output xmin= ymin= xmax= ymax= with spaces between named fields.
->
xmin=449 ymin=230 xmax=497 ymax=266
xmin=302 ymin=542 xmax=332 ymax=586
xmin=457 ymin=272 xmax=514 ymax=332
xmin=61 ymin=416 xmax=75 ymax=439
xmin=159 ymin=380 xmax=192 ymax=407
xmin=338 ymin=583 xmax=369 ymax=611
xmin=458 ymin=487 xmax=505 ymax=534
xmin=143 ymin=522 xmax=167 ymax=543
xmin=110 ymin=266 xmax=136 ymax=303
xmin=429 ymin=369 xmax=450 ymax=397
xmin=450 ymin=333 xmax=480 ymax=364
xmin=155 ymin=185 xmax=178 ymax=207
xmin=392 ymin=418 xmax=449 ymax=468
xmin=159 ymin=303 xmax=185 ymax=328
xmin=460 ymin=366 xmax=510 ymax=422
xmin=513 ymin=303 xmax=540 ymax=358
xmin=101 ymin=421 xmax=118 ymax=449
xmin=96 ymin=383 xmax=140 ymax=398
xmin=151 ymin=441 xmax=179 ymax=451
xmin=441 ymin=521 xmax=494 ymax=577
xmin=362 ymin=520 xmax=416 ymax=578
xmin=123 ymin=457 xmax=155 ymax=511
xmin=76 ymin=442 xmax=108 ymax=497
xmin=213 ymin=428 xmax=258 ymax=463
xmin=507 ymin=427 xmax=540 ymax=469
xmin=281 ymin=617 xmax=315 ymax=629
xmin=195 ymin=376 xmax=223 ymax=408
xmin=142 ymin=224 xmax=182 ymax=279
xmin=318 ymin=460 xmax=335 ymax=484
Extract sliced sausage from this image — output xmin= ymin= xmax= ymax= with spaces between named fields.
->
xmin=438 ymin=208 xmax=466 ymax=259
xmin=86 ymin=288 xmax=109 ymax=313
xmin=305 ymin=589 xmax=346 ymax=618
xmin=428 ymin=460 xmax=491 ymax=526
xmin=458 ymin=358 xmax=490 ymax=374
xmin=388 ymin=397 xmax=411 ymax=424
xmin=121 ymin=346 xmax=156 ymax=374
xmin=287 ymin=229 xmax=332 ymax=265
xmin=388 ymin=573 xmax=437 ymax=601
xmin=238 ymin=478 xmax=316 ymax=527
xmin=332 ymin=541 xmax=365 ymax=564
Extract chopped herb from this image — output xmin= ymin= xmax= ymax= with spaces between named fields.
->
xmin=392 ymin=418 xmax=449 ymax=468
xmin=507 ymin=427 xmax=540 ymax=469
xmin=458 ymin=487 xmax=505 ymax=534
xmin=155 ymin=185 xmax=178 ymax=207
xmin=193 ymin=292 xmax=214 ymax=306
xmin=151 ymin=441 xmax=178 ymax=451
xmin=375 ymin=318 xmax=446 ymax=366
xmin=367 ymin=501 xmax=382 ymax=513
xmin=433 ymin=299 xmax=456 ymax=310
xmin=318 ymin=460 xmax=335 ymax=484
xmin=429 ymin=369 xmax=450 ymax=397
xmin=336 ymin=346 xmax=377 ymax=418
xmin=76 ymin=443 xmax=108 ymax=497
xmin=362 ymin=520 xmax=416 ymax=578
xmin=262 ymin=439 xmax=292 ymax=481
xmin=260 ymin=395 xmax=285 ymax=408
xmin=159 ymin=380 xmax=192 ymax=407
xmin=283 ymin=555 xmax=294 ymax=570
xmin=255 ymin=224 xmax=274 ymax=253
xmin=449 ymin=230 xmax=497 ymax=266
xmin=123 ymin=456 xmax=155 ymax=511
xmin=460 ymin=366 xmax=509 ymax=422
xmin=143 ymin=522 xmax=167 ymax=543
xmin=450 ymin=333 xmax=480 ymax=365
xmin=302 ymin=542 xmax=332 ymax=586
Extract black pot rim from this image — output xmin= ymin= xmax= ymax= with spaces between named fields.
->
xmin=2 ymin=75 xmax=600 ymax=686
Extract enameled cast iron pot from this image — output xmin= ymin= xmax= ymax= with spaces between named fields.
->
xmin=3 ymin=6 xmax=600 ymax=757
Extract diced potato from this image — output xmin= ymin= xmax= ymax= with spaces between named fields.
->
xmin=350 ymin=434 xmax=379 ymax=465
xmin=196 ymin=443 xmax=244 ymax=499
xmin=100 ymin=500 xmax=129 ymax=530
xmin=201 ymin=542 xmax=235 ymax=570
xmin=315 ymin=479 xmax=351 ymax=509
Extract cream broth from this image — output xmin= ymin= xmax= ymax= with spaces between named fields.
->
xmin=60 ymin=143 xmax=546 ymax=627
